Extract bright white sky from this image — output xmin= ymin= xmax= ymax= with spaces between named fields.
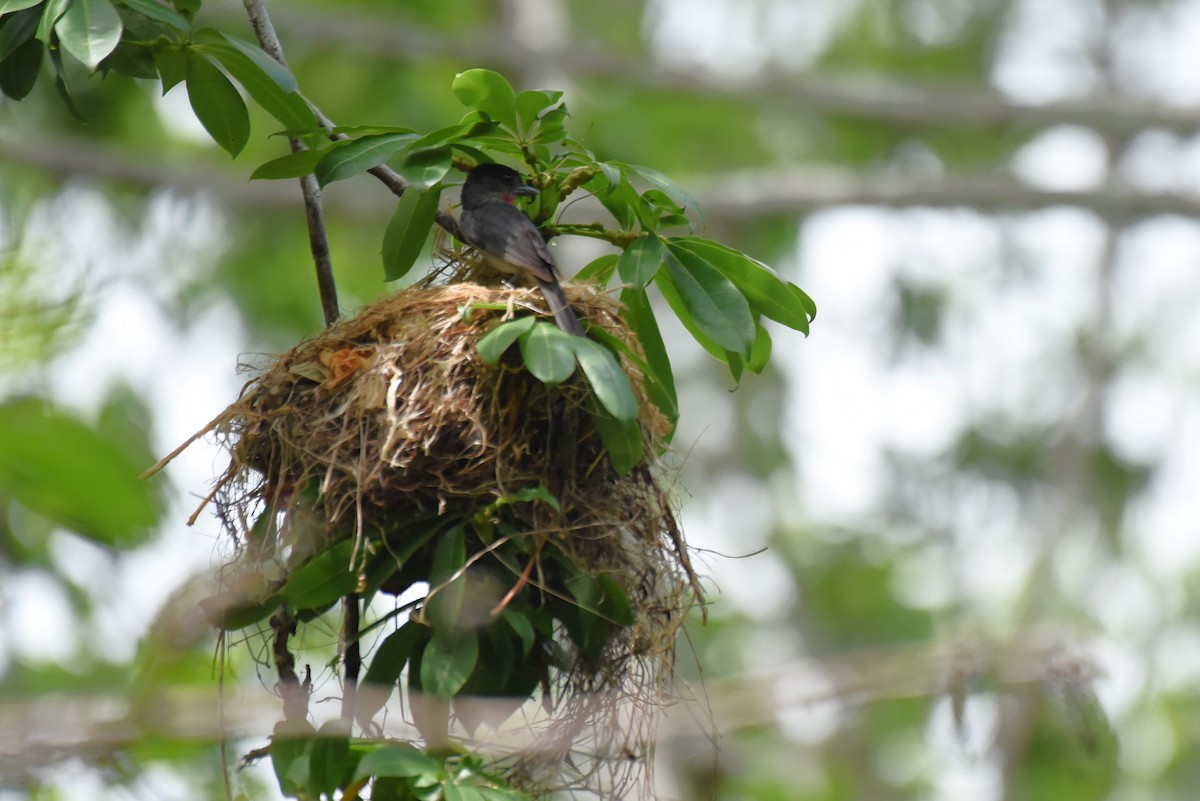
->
xmin=4 ymin=0 xmax=1200 ymax=799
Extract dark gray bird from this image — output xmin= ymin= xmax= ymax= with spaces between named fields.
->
xmin=458 ymin=163 xmax=584 ymax=336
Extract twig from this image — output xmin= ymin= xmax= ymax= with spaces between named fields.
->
xmin=138 ymin=408 xmax=231 ymax=479
xmin=243 ymin=0 xmax=342 ymax=736
xmin=301 ymin=83 xmax=466 ymax=241
xmin=341 ymin=594 xmax=361 ymax=722
xmin=242 ymin=0 xmax=339 ymax=326
xmin=490 ymin=541 xmax=542 ymax=617
xmin=269 ymin=606 xmax=310 ymax=725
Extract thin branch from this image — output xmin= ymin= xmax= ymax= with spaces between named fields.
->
xmin=341 ymin=594 xmax=360 ymax=722
xmin=0 ymin=631 xmax=1095 ymax=765
xmin=242 ymin=0 xmax=339 ymax=326
xmin=269 ymin=606 xmax=310 ymax=727
xmin=288 ymin=62 xmax=464 ymax=241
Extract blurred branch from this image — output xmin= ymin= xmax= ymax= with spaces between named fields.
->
xmin=8 ymin=133 xmax=1199 ymax=224
xmin=694 ymin=167 xmax=1200 ymax=222
xmin=0 ymin=631 xmax=1092 ymax=773
xmin=214 ymin=1 xmax=1200 ymax=136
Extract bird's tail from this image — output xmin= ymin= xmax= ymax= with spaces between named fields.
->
xmin=536 ymin=277 xmax=585 ymax=336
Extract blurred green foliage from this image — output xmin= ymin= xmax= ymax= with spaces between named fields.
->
xmin=1 ymin=0 xmax=1187 ymax=799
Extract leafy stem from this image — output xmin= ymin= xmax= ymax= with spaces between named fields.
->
xmin=547 ymin=223 xmax=644 ymax=248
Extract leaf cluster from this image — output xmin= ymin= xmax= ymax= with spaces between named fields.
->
xmin=272 ymin=732 xmax=531 ymax=801
xmin=212 ymin=486 xmax=640 ymax=800
xmin=0 ymin=5 xmax=813 ymax=797
xmin=1 ymin=0 xmax=817 ymax=469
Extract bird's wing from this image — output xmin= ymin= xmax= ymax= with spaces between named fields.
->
xmin=477 ymin=204 xmax=556 ymax=283
xmin=503 ymin=226 xmax=557 ymax=284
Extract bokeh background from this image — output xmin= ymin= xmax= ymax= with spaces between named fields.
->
xmin=4 ymin=0 xmax=1200 ymax=798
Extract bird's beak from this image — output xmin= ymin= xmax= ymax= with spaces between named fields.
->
xmin=513 ymin=185 xmax=539 ymax=197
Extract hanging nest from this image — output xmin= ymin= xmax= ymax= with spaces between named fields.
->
xmin=160 ymin=276 xmax=704 ymax=798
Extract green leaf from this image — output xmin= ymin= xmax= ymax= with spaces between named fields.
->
xmin=617 ymin=235 xmax=663 ymax=288
xmin=171 ymin=0 xmax=197 ymax=19
xmin=399 ymin=146 xmax=452 ymax=189
xmin=791 ymin=282 xmax=818 ymax=319
xmin=193 ymin=28 xmax=294 ymax=91
xmin=0 ymin=0 xmax=44 ymax=13
xmin=46 ymin=34 xmax=85 ymax=120
xmin=659 ymin=248 xmax=754 ymax=356
xmin=562 ymin=573 xmax=615 ymax=660
xmin=35 ymin=0 xmax=70 ymax=44
xmin=620 ymin=162 xmax=705 ymax=227
xmin=506 ymin=485 xmax=561 ymax=512
xmin=381 ymin=186 xmax=440 ymax=282
xmin=192 ymin=32 xmax=312 ymax=134
xmin=412 ymin=116 xmax=495 ymax=151
xmin=185 ymin=50 xmax=249 ymax=157
xmin=671 ymin=237 xmax=812 ymax=333
xmin=0 ymin=5 xmax=40 ymax=63
xmin=501 ymin=609 xmax=535 ymax=657
xmin=619 ymin=286 xmax=677 ymax=428
xmin=104 ymin=40 xmax=155 ymax=78
xmin=575 ymin=253 xmax=617 ymax=285
xmin=596 ymin=161 xmax=621 ymax=193
xmin=747 ymin=320 xmax=772 ymax=373
xmin=0 ymin=31 xmax=42 ymax=98
xmin=596 ymin=573 xmax=636 ymax=626
xmin=572 ymin=338 xmax=638 ymax=423
xmin=419 ymin=630 xmax=479 ymax=697
xmin=515 ymin=88 xmax=564 ymax=139
xmin=452 ymin=68 xmax=516 ymax=127
xmin=589 ymin=404 xmax=642 ymax=475
xmin=0 ymin=398 xmax=158 ymax=546
xmin=198 ymin=591 xmax=278 ymax=631
xmin=426 ymin=524 xmax=467 ymax=630
xmin=270 ymin=724 xmax=317 ymax=798
xmin=586 ymin=170 xmax=637 ymax=230
xmin=515 ymin=88 xmax=561 ymax=121
xmin=279 ymin=540 xmax=357 ymax=609
xmin=153 ymin=46 xmax=185 ymax=91
xmin=314 ymin=132 xmax=417 ymax=186
xmin=353 ymin=744 xmax=442 ymax=782
xmin=250 ymin=146 xmax=324 ymax=180
xmin=476 ymin=789 xmax=530 ymax=801
xmin=518 ymin=322 xmax=577 ymax=386
xmin=357 ymin=621 xmax=427 ymax=722
xmin=444 ymin=783 xmax=488 ymax=801
xmin=309 ymin=719 xmax=352 ymax=798
xmin=114 ymin=0 xmax=188 ymax=31
xmin=655 ymin=267 xmax=731 ymax=367
xmin=360 ymin=520 xmax=441 ymax=604
xmin=476 ymin=316 xmax=535 ymax=364
xmin=327 ymin=123 xmax=418 ymax=137
xmin=54 ymin=0 xmax=122 ymax=70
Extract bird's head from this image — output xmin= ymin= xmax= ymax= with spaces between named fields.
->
xmin=461 ymin=163 xmax=539 ymax=209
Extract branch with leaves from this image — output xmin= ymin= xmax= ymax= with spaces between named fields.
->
xmin=0 ymin=2 xmax=815 ymax=799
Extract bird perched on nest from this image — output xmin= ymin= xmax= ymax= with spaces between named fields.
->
xmin=458 ymin=163 xmax=585 ymax=335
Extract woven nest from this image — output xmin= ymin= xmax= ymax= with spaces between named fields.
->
xmin=235 ymin=283 xmax=669 ymax=537
xmin=168 ymin=277 xmax=704 ymax=798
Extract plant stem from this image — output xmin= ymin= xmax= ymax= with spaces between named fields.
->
xmin=242 ymin=0 xmax=339 ymax=326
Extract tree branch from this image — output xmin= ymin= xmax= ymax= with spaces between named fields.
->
xmin=10 ymin=133 xmax=1200 ymax=225
xmin=692 ymin=167 xmax=1200 ymax=222
xmin=341 ymin=594 xmax=360 ymax=723
xmin=242 ymin=0 xmax=339 ymax=326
